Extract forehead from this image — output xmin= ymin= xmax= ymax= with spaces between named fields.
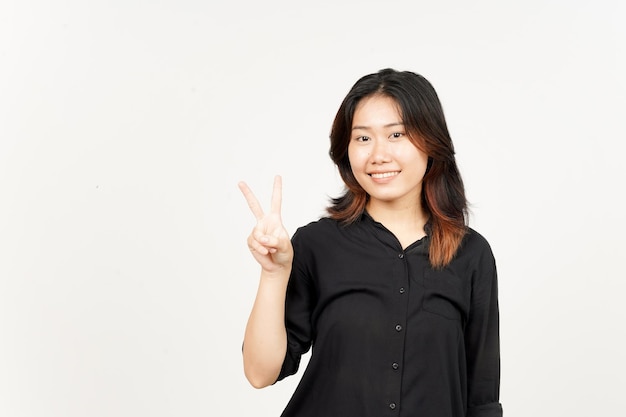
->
xmin=352 ymin=95 xmax=403 ymax=127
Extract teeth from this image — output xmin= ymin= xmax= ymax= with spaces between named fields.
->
xmin=370 ymin=172 xmax=399 ymax=179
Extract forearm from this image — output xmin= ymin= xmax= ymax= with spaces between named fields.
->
xmin=243 ymin=267 xmax=291 ymax=388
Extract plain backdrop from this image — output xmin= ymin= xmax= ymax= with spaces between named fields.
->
xmin=1 ymin=1 xmax=625 ymax=416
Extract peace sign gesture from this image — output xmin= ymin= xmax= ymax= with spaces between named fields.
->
xmin=238 ymin=175 xmax=294 ymax=274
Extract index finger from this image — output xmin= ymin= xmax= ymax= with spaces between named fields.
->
xmin=238 ymin=181 xmax=265 ymax=220
xmin=270 ymin=175 xmax=282 ymax=215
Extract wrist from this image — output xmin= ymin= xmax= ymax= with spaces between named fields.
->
xmin=260 ymin=265 xmax=291 ymax=283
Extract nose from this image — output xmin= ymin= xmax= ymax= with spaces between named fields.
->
xmin=369 ymin=138 xmax=391 ymax=164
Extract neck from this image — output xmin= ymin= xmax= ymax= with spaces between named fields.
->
xmin=366 ymin=199 xmax=429 ymax=235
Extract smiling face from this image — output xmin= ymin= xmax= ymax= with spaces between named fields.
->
xmin=348 ymin=94 xmax=429 ymax=211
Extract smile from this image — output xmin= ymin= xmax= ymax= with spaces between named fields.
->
xmin=369 ymin=171 xmax=400 ymax=179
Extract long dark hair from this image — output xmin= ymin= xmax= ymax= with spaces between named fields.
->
xmin=327 ymin=68 xmax=468 ymax=268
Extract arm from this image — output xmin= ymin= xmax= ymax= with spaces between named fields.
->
xmin=465 ymin=243 xmax=503 ymax=417
xmin=239 ymin=176 xmax=294 ymax=388
xmin=243 ymin=268 xmax=290 ymax=388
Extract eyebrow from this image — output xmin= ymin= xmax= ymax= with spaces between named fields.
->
xmin=352 ymin=122 xmax=404 ymax=131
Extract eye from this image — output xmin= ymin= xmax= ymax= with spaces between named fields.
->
xmin=389 ymin=132 xmax=405 ymax=140
xmin=354 ymin=136 xmax=370 ymax=142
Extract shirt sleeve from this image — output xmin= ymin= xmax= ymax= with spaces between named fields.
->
xmin=276 ymin=228 xmax=316 ymax=382
xmin=464 ymin=240 xmax=503 ymax=417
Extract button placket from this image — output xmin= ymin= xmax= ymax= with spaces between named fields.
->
xmin=386 ymin=247 xmax=408 ymax=414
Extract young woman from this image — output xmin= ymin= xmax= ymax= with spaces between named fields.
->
xmin=238 ymin=69 xmax=502 ymax=417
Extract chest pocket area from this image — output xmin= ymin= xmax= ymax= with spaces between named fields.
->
xmin=422 ymin=269 xmax=468 ymax=322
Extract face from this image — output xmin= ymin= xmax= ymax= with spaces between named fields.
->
xmin=348 ymin=94 xmax=429 ymax=210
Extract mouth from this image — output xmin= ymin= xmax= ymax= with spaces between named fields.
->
xmin=369 ymin=171 xmax=400 ymax=179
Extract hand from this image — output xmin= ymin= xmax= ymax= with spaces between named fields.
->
xmin=238 ymin=175 xmax=294 ymax=273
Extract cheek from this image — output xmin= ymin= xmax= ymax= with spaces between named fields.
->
xmin=348 ymin=145 xmax=370 ymax=166
xmin=347 ymin=146 xmax=360 ymax=170
xmin=416 ymin=152 xmax=429 ymax=169
xmin=401 ymin=145 xmax=429 ymax=170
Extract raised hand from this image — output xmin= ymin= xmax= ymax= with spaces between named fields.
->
xmin=238 ymin=175 xmax=294 ymax=273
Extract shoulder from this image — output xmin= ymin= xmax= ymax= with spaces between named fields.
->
xmin=292 ymin=217 xmax=341 ymax=244
xmin=462 ymin=228 xmax=493 ymax=253
xmin=290 ymin=218 xmax=342 ymax=272
xmin=290 ymin=216 xmax=371 ymax=259
xmin=456 ymin=227 xmax=497 ymax=269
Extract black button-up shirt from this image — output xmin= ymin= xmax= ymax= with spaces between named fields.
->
xmin=277 ymin=213 xmax=502 ymax=417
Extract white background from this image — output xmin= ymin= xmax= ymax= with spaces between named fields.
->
xmin=1 ymin=1 xmax=625 ymax=416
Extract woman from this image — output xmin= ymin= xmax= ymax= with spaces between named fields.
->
xmin=239 ymin=69 xmax=502 ymax=417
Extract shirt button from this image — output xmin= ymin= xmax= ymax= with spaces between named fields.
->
xmin=392 ymin=362 xmax=399 ymax=370
xmin=399 ymin=287 xmax=405 ymax=294
xmin=389 ymin=402 xmax=397 ymax=410
xmin=395 ymin=324 xmax=402 ymax=332
xmin=398 ymin=253 xmax=404 ymax=259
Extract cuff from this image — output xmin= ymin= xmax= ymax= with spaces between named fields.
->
xmin=467 ymin=402 xmax=503 ymax=417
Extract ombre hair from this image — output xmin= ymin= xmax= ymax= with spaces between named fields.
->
xmin=327 ymin=68 xmax=468 ymax=269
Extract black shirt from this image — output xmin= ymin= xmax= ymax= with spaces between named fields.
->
xmin=276 ymin=213 xmax=502 ymax=417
